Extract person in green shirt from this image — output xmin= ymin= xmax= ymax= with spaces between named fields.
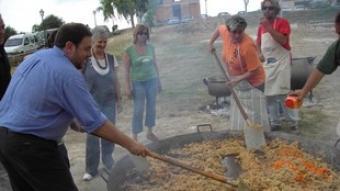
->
xmin=123 ymin=24 xmax=162 ymax=142
xmin=291 ymin=12 xmax=340 ymax=100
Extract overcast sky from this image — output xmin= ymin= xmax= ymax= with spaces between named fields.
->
xmin=0 ymin=0 xmax=261 ymax=33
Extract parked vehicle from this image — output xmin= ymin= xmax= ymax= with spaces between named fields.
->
xmin=34 ymin=28 xmax=59 ymax=48
xmin=168 ymin=18 xmax=180 ymax=25
xmin=217 ymin=12 xmax=231 ymax=18
xmin=4 ymin=33 xmax=39 ymax=55
xmin=34 ymin=31 xmax=45 ymax=49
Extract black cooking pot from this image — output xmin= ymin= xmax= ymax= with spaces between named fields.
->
xmin=107 ymin=129 xmax=340 ymax=191
xmin=203 ymin=77 xmax=231 ymax=97
xmin=291 ymin=56 xmax=316 ymax=90
xmin=203 ymin=56 xmax=315 ymax=97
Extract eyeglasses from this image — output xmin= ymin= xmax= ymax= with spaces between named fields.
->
xmin=262 ymin=6 xmax=275 ymax=11
xmin=137 ymin=32 xmax=148 ymax=36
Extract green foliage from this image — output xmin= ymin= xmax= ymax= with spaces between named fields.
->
xmin=142 ymin=0 xmax=158 ymax=27
xmin=32 ymin=24 xmax=40 ymax=33
xmin=106 ymin=29 xmax=132 ymax=59
xmin=41 ymin=15 xmax=64 ymax=30
xmin=135 ymin=0 xmax=149 ymax=18
xmin=33 ymin=14 xmax=64 ymax=32
xmin=99 ymin=0 xmax=149 ymax=28
xmin=31 ymin=14 xmax=63 ymax=33
xmin=4 ymin=26 xmax=17 ymax=41
xmin=99 ymin=0 xmax=115 ymax=21
xmin=143 ymin=9 xmax=155 ymax=27
xmin=113 ymin=0 xmax=136 ymax=20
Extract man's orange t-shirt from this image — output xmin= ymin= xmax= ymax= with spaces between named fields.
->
xmin=218 ymin=25 xmax=265 ymax=87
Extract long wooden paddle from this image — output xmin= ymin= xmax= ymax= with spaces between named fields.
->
xmin=147 ymin=151 xmax=238 ymax=188
xmin=212 ymin=51 xmax=266 ymax=150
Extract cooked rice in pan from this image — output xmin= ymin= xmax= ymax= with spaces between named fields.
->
xmin=123 ymin=139 xmax=340 ymax=191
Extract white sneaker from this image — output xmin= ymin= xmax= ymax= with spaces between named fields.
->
xmin=82 ymin=173 xmax=93 ymax=181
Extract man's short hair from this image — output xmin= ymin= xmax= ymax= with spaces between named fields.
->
xmin=54 ymin=23 xmax=92 ymax=48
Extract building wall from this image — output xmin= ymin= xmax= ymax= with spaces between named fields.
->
xmin=280 ymin=0 xmax=296 ymax=10
xmin=155 ymin=0 xmax=201 ymax=23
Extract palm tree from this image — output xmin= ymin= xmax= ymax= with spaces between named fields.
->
xmin=99 ymin=0 xmax=116 ymax=28
xmin=99 ymin=0 xmax=149 ymax=28
xmin=113 ymin=0 xmax=137 ymax=28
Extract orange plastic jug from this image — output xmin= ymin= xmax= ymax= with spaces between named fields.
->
xmin=285 ymin=95 xmax=302 ymax=109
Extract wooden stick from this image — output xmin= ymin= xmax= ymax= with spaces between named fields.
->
xmin=147 ymin=151 xmax=237 ymax=188
xmin=212 ymin=51 xmax=250 ymax=126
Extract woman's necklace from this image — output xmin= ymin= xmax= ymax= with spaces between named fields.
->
xmin=91 ymin=49 xmax=110 ymax=75
xmin=93 ymin=54 xmax=108 ymax=69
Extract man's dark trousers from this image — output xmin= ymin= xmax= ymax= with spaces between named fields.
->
xmin=0 ymin=127 xmax=78 ymax=191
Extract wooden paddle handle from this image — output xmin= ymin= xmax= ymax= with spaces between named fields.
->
xmin=212 ymin=51 xmax=250 ymax=126
xmin=147 ymin=151 xmax=237 ymax=188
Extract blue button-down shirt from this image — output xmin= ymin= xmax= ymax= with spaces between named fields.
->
xmin=0 ymin=47 xmax=107 ymax=141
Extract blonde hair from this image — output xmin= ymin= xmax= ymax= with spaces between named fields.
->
xmin=133 ymin=24 xmax=149 ymax=44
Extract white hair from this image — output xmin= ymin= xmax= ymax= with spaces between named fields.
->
xmin=91 ymin=26 xmax=109 ymax=40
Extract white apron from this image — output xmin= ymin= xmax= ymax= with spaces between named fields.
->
xmin=261 ymin=20 xmax=291 ymax=96
xmin=230 ymin=81 xmax=271 ymax=133
xmin=229 ymin=45 xmax=270 ymax=133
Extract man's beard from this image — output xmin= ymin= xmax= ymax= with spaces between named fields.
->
xmin=74 ymin=62 xmax=83 ymax=70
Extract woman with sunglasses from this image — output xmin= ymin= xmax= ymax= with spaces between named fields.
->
xmin=209 ymin=15 xmax=270 ymax=132
xmin=123 ymin=24 xmax=161 ymax=142
xmin=257 ymin=0 xmax=299 ymax=132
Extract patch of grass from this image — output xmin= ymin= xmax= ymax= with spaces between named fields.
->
xmin=299 ymin=108 xmax=331 ymax=137
xmin=106 ymin=30 xmax=133 ymax=60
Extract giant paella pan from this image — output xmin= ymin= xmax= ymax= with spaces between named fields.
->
xmin=107 ymin=127 xmax=340 ymax=191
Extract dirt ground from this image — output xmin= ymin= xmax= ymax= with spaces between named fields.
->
xmin=1 ymin=10 xmax=340 ymax=191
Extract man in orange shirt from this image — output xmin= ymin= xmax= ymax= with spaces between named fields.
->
xmin=209 ymin=15 xmax=270 ymax=132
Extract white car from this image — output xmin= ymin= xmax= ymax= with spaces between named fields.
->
xmin=4 ymin=33 xmax=39 ymax=55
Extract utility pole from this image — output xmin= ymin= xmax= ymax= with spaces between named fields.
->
xmin=39 ymin=9 xmax=46 ymax=47
xmin=205 ymin=0 xmax=208 ymax=16
xmin=93 ymin=10 xmax=97 ymax=26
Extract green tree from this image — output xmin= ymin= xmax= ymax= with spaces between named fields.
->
xmin=4 ymin=26 xmax=17 ymax=41
xmin=41 ymin=15 xmax=64 ymax=30
xmin=32 ymin=14 xmax=64 ymax=32
xmin=135 ymin=0 xmax=149 ymax=21
xmin=99 ymin=0 xmax=116 ymax=29
xmin=32 ymin=24 xmax=40 ymax=33
xmin=99 ymin=0 xmax=149 ymax=28
xmin=113 ymin=0 xmax=136 ymax=27
xmin=142 ymin=0 xmax=158 ymax=28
